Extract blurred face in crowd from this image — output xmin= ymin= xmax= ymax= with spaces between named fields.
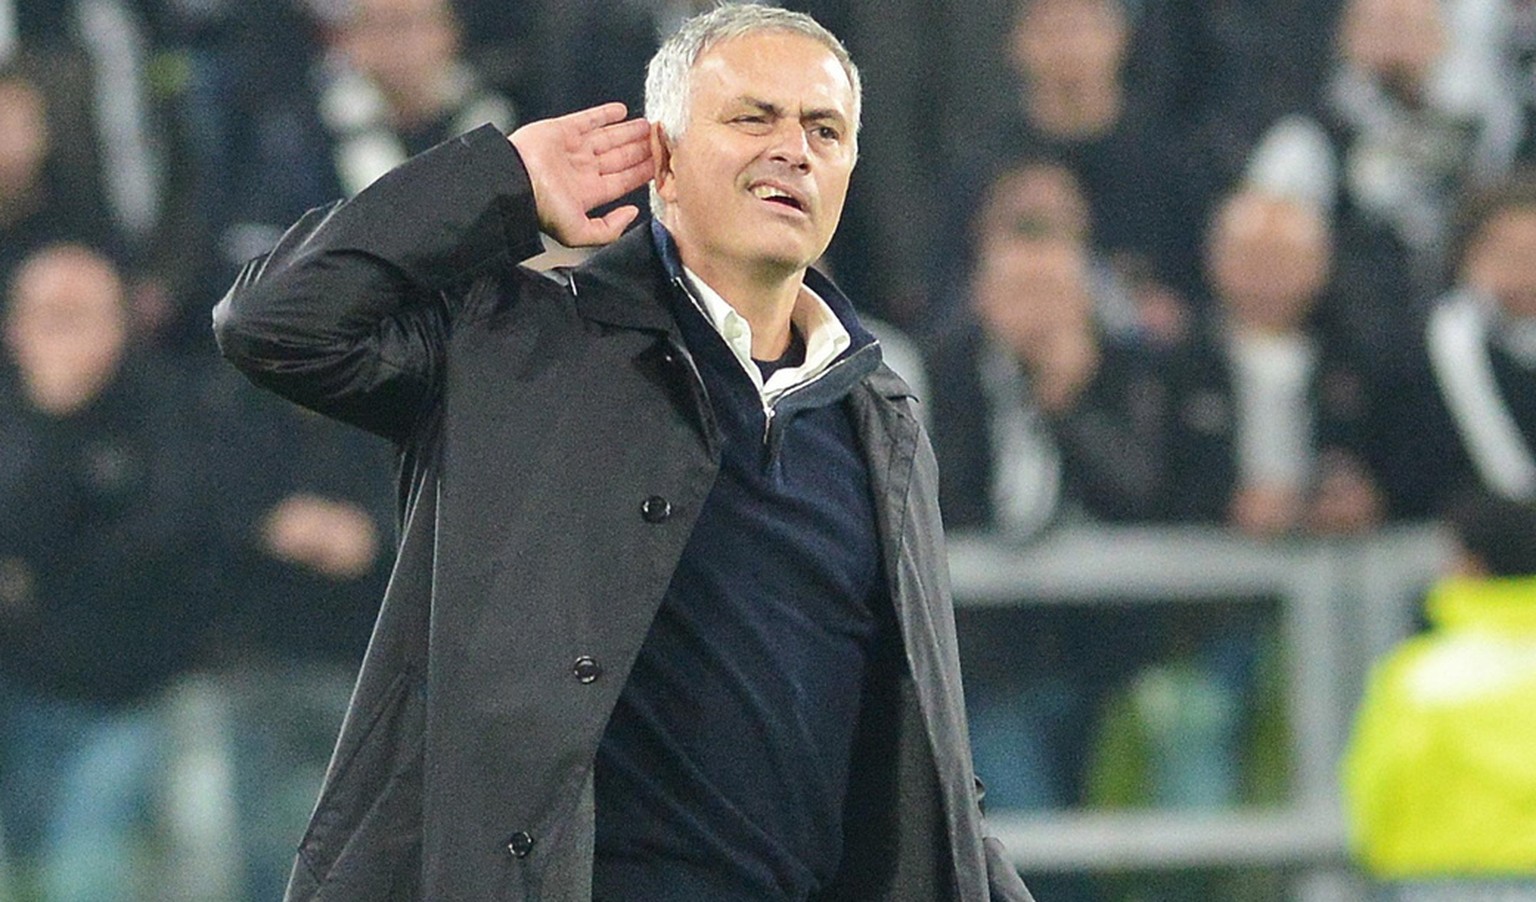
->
xmin=655 ymin=31 xmax=857 ymax=283
xmin=1208 ymin=191 xmax=1332 ymax=334
xmin=1465 ymin=206 xmax=1536 ymax=319
xmin=0 ymin=77 xmax=49 ymax=202
xmin=973 ymin=234 xmax=1095 ymax=352
xmin=1340 ymin=0 xmax=1446 ymax=98
xmin=976 ymin=161 xmax=1092 ymax=247
xmin=4 ymin=246 xmax=128 ymax=415
xmin=340 ymin=0 xmax=460 ymax=105
xmin=1010 ymin=0 xmax=1128 ymax=89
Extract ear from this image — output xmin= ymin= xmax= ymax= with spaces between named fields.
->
xmin=651 ymin=123 xmax=678 ymax=206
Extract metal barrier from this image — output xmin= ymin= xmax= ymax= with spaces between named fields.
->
xmin=947 ymin=524 xmax=1451 ymax=902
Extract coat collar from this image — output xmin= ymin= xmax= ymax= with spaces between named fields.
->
xmin=566 ymin=222 xmax=678 ymax=335
xmin=567 ymin=218 xmax=883 ymax=359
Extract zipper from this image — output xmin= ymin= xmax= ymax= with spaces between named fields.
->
xmin=761 ymin=340 xmax=883 ymax=450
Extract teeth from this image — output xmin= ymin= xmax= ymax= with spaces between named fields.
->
xmin=751 ymin=184 xmax=793 ymax=202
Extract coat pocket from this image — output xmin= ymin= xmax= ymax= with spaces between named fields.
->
xmin=292 ymin=669 xmax=426 ymax=899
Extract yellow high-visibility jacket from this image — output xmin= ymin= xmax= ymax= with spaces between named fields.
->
xmin=1343 ymin=575 xmax=1536 ymax=877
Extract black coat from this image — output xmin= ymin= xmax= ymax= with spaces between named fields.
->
xmin=1159 ymin=327 xmax=1382 ymax=523
xmin=926 ymin=319 xmax=1170 ymax=531
xmin=0 ymin=355 xmax=216 ymax=705
xmin=214 ymin=125 xmax=1032 ymax=902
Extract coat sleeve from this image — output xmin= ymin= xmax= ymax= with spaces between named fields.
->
xmin=212 ymin=124 xmax=546 ymax=443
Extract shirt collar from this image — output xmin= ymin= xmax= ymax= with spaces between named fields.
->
xmin=648 ymin=219 xmax=863 ymax=405
xmin=679 ymin=265 xmax=851 ymax=404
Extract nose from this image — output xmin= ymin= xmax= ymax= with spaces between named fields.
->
xmin=767 ymin=121 xmax=810 ymax=171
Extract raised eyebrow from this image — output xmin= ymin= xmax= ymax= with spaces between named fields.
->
xmin=737 ymin=97 xmax=784 ymax=118
xmin=803 ymin=109 xmax=848 ymax=130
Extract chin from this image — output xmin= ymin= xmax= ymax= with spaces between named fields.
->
xmin=747 ymin=242 xmax=820 ymax=274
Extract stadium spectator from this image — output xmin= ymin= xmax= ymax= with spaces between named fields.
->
xmin=1161 ymin=188 xmax=1386 ymax=537
xmin=928 ymin=154 xmax=1167 ymax=539
xmin=970 ymin=0 xmax=1203 ymax=317
xmin=221 ymin=0 xmax=515 ymax=273
xmin=194 ymin=369 xmax=394 ymax=900
xmin=0 ymin=244 xmax=214 ymax=900
xmin=928 ymin=155 xmax=1167 ymax=851
xmin=1096 ymin=190 xmax=1387 ymax=836
xmin=1375 ymin=169 xmax=1536 ymax=518
xmin=0 ymin=58 xmax=114 ymax=289
xmin=1243 ymin=0 xmax=1522 ymax=372
xmin=0 ymin=0 xmax=162 ymax=249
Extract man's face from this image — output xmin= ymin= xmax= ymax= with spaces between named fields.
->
xmin=1466 ymin=208 xmax=1536 ymax=319
xmin=1208 ymin=192 xmax=1331 ymax=333
xmin=973 ymin=236 xmax=1094 ymax=349
xmin=4 ymin=251 xmax=128 ymax=407
xmin=1340 ymin=0 xmax=1445 ymax=96
xmin=1011 ymin=0 xmax=1128 ymax=88
xmin=341 ymin=0 xmax=459 ymax=99
xmin=655 ymin=31 xmax=856 ymax=281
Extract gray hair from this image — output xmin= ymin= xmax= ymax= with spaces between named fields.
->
xmin=645 ymin=3 xmax=862 ymax=216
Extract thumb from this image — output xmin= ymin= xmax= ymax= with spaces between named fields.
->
xmin=580 ymin=205 xmax=641 ymax=247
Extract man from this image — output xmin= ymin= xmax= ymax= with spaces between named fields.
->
xmin=1374 ymin=169 xmax=1536 ymax=518
xmin=1165 ymin=187 xmax=1384 ymax=536
xmin=214 ymin=5 xmax=1033 ymax=901
xmin=0 ymin=244 xmax=214 ymax=898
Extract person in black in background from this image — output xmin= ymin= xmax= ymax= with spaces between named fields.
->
xmin=0 ymin=243 xmax=213 ymax=899
xmin=1163 ymin=187 xmax=1385 ymax=537
xmin=1376 ymin=169 xmax=1536 ymax=518
xmin=0 ymin=61 xmax=114 ymax=290
xmin=926 ymin=152 xmax=1167 ymax=902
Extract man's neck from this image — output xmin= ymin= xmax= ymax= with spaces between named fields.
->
xmin=678 ymin=255 xmax=805 ymax=360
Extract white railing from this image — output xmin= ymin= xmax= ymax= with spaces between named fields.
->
xmin=947 ymin=524 xmax=1451 ymax=902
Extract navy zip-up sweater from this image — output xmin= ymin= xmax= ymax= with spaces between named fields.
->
xmin=592 ymin=224 xmax=891 ymax=900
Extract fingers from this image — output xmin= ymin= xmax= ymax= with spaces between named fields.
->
xmin=601 ymin=155 xmax=655 ymax=198
xmin=598 ymin=134 xmax=653 ymax=176
xmin=567 ymin=101 xmax=631 ymax=133
xmin=590 ymin=115 xmax=651 ymax=150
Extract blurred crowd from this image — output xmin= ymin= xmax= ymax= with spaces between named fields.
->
xmin=4 ymin=0 xmax=1536 ymax=898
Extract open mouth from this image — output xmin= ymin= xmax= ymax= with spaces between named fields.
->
xmin=749 ymin=183 xmax=807 ymax=213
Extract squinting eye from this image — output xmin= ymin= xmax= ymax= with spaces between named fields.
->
xmin=815 ymin=126 xmax=842 ymax=142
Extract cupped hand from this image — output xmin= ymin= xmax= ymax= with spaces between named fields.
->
xmin=508 ymin=103 xmax=654 ymax=247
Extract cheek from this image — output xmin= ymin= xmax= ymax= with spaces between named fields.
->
xmin=820 ymin=169 xmax=854 ymax=219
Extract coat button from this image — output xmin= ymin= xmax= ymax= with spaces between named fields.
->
xmin=507 ymin=831 xmax=535 ymax=858
xmin=572 ymin=655 xmax=602 ymax=684
xmin=640 ymin=496 xmax=672 ymax=523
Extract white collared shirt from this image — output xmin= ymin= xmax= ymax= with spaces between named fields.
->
xmin=681 ymin=266 xmax=851 ymax=407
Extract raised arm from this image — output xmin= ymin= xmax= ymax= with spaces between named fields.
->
xmin=213 ymin=105 xmax=653 ymax=442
